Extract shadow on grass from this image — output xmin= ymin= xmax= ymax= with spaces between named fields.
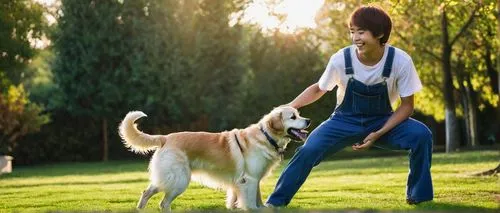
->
xmin=311 ymin=149 xmax=499 ymax=171
xmin=26 ymin=201 xmax=497 ymax=213
xmin=0 ymin=177 xmax=147 ymax=189
xmin=412 ymin=200 xmax=498 ymax=212
xmin=172 ymin=201 xmax=498 ymax=213
xmin=1 ymin=150 xmax=497 ymax=179
xmin=0 ymin=159 xmax=149 ymax=179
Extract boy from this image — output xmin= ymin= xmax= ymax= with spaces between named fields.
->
xmin=265 ymin=5 xmax=433 ymax=207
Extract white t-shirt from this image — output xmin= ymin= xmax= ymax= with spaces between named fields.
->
xmin=318 ymin=45 xmax=422 ymax=109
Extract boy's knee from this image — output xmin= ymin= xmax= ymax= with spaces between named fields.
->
xmin=419 ymin=126 xmax=433 ymax=142
xmin=296 ymin=144 xmax=320 ymax=156
xmin=294 ymin=145 xmax=324 ymax=166
xmin=409 ymin=122 xmax=432 ymax=141
xmin=408 ymin=124 xmax=433 ymax=150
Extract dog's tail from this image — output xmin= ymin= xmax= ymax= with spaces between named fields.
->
xmin=118 ymin=111 xmax=164 ymax=154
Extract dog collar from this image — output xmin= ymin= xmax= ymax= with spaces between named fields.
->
xmin=259 ymin=126 xmax=283 ymax=155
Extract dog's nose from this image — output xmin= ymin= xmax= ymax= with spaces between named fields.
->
xmin=305 ymin=119 xmax=311 ymax=126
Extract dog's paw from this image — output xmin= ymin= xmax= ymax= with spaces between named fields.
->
xmin=225 ymin=203 xmax=237 ymax=209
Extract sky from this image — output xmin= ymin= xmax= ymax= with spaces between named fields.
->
xmin=239 ymin=0 xmax=325 ymax=33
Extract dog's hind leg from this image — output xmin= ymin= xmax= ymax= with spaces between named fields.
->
xmin=137 ymin=184 xmax=159 ymax=209
xmin=159 ymin=181 xmax=189 ymax=211
xmin=158 ymin=163 xmax=190 ymax=210
xmin=225 ymin=187 xmax=238 ymax=209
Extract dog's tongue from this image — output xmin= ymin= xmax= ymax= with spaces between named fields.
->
xmin=290 ymin=129 xmax=308 ymax=141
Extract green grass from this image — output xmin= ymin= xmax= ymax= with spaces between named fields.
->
xmin=1 ymin=150 xmax=498 ymax=212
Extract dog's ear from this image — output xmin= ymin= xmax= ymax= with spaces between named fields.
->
xmin=267 ymin=112 xmax=284 ymax=132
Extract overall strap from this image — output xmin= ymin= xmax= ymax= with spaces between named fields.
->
xmin=343 ymin=47 xmax=354 ymax=75
xmin=382 ymin=46 xmax=395 ymax=79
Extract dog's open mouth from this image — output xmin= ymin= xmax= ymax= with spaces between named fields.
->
xmin=287 ymin=128 xmax=309 ymax=141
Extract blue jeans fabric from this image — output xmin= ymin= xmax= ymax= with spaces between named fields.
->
xmin=265 ymin=113 xmax=434 ymax=206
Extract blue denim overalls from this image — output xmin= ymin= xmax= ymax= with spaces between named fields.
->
xmin=266 ymin=46 xmax=434 ymax=206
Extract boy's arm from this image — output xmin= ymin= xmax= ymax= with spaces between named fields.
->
xmin=352 ymin=95 xmax=414 ymax=150
xmin=288 ymin=83 xmax=327 ymax=109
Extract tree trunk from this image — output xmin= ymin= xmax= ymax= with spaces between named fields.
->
xmin=484 ymin=38 xmax=499 ymax=145
xmin=441 ymin=8 xmax=461 ymax=152
xmin=457 ymin=63 xmax=472 ymax=147
xmin=468 ymin=1 xmax=499 ymax=176
xmin=484 ymin=36 xmax=498 ymax=94
xmin=458 ymin=86 xmax=479 ymax=150
xmin=456 ymin=56 xmax=478 ymax=148
xmin=496 ymin=0 xmax=500 ymax=141
xmin=102 ymin=118 xmax=108 ymax=161
xmin=465 ymin=75 xmax=478 ymax=147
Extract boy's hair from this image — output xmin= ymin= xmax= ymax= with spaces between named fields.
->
xmin=349 ymin=5 xmax=392 ymax=45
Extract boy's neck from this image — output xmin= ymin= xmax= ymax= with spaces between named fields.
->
xmin=356 ymin=45 xmax=385 ymax=66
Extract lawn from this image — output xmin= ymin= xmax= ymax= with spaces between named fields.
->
xmin=0 ymin=150 xmax=498 ymax=212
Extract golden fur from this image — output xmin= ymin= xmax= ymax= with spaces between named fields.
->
xmin=118 ymin=106 xmax=310 ymax=210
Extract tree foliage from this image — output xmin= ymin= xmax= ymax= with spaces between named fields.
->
xmin=238 ymin=29 xmax=328 ymax=126
xmin=0 ymin=0 xmax=49 ymax=155
xmin=5 ymin=0 xmax=499 ymax=164
xmin=0 ymin=83 xmax=49 ymax=154
xmin=0 ymin=0 xmax=46 ymax=83
xmin=48 ymin=0 xmax=251 ymax=160
xmin=389 ymin=0 xmax=498 ymax=119
xmin=388 ymin=0 xmax=498 ymax=150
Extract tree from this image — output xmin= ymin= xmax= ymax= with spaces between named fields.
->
xmin=0 ymin=84 xmax=49 ymax=154
xmin=474 ymin=0 xmax=500 ymax=177
xmin=453 ymin=1 xmax=498 ymax=148
xmin=493 ymin=0 xmax=500 ymax=143
xmin=0 ymin=0 xmax=50 ymax=155
xmin=497 ymin=0 xmax=500 ymax=107
xmin=186 ymin=0 xmax=248 ymax=130
xmin=0 ymin=0 xmax=46 ymax=82
xmin=52 ymin=0 xmax=134 ymax=161
xmin=51 ymin=0 xmax=249 ymax=161
xmin=388 ymin=0 xmax=497 ymax=152
xmin=439 ymin=1 xmax=482 ymax=152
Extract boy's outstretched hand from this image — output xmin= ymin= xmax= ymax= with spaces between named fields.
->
xmin=352 ymin=132 xmax=381 ymax=150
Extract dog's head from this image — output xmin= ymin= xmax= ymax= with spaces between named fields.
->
xmin=262 ymin=106 xmax=310 ymax=143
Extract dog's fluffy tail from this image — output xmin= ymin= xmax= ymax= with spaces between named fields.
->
xmin=118 ymin=111 xmax=164 ymax=154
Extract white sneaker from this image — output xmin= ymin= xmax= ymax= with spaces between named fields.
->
xmin=264 ymin=203 xmax=281 ymax=208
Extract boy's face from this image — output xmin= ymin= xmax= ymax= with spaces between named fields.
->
xmin=349 ymin=24 xmax=383 ymax=56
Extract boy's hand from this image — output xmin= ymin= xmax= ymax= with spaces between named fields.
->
xmin=352 ymin=132 xmax=381 ymax=150
xmin=281 ymin=103 xmax=299 ymax=109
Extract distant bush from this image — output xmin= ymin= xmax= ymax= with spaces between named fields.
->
xmin=0 ymin=83 xmax=49 ymax=155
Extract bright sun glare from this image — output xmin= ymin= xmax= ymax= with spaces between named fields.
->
xmin=240 ymin=0 xmax=325 ymax=33
xmin=32 ymin=0 xmax=325 ymax=40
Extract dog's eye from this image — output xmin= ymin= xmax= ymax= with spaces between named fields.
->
xmin=291 ymin=115 xmax=296 ymax=120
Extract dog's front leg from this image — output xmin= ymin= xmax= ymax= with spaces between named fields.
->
xmin=225 ymin=187 xmax=238 ymax=209
xmin=256 ymin=182 xmax=264 ymax=208
xmin=237 ymin=176 xmax=259 ymax=210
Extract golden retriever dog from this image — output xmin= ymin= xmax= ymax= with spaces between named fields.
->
xmin=118 ymin=106 xmax=310 ymax=210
